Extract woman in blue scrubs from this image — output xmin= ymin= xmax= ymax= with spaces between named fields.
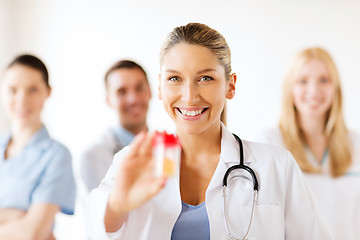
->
xmin=0 ymin=54 xmax=76 ymax=239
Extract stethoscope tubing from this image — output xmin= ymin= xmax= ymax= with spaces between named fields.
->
xmin=222 ymin=133 xmax=259 ymax=240
xmin=222 ymin=134 xmax=259 ymax=191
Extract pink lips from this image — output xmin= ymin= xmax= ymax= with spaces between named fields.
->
xmin=176 ymin=107 xmax=208 ymax=121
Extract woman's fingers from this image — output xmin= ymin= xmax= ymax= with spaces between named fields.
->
xmin=126 ymin=131 xmax=155 ymax=166
xmin=127 ymin=131 xmax=147 ymax=158
xmin=138 ymin=131 xmax=155 ymax=159
xmin=127 ymin=131 xmax=154 ymax=158
xmin=112 ymin=131 xmax=165 ymax=212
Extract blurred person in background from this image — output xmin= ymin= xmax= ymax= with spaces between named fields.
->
xmin=0 ymin=54 xmax=76 ymax=240
xmin=259 ymin=47 xmax=360 ymax=240
xmin=79 ymin=60 xmax=151 ymax=201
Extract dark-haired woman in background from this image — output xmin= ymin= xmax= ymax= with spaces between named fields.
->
xmin=0 ymin=55 xmax=76 ymax=240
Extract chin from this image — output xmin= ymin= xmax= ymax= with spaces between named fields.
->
xmin=14 ymin=120 xmax=36 ymax=128
xmin=127 ymin=117 xmax=146 ymax=126
xmin=302 ymin=110 xmax=327 ymax=118
xmin=176 ymin=123 xmax=207 ymax=136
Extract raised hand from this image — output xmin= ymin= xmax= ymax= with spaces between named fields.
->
xmin=105 ymin=131 xmax=167 ymax=232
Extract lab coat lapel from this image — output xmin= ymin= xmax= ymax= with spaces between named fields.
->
xmin=148 ymin=171 xmax=182 ymax=240
xmin=207 ymin=124 xmax=238 ymax=193
xmin=207 ymin=124 xmax=256 ymax=193
xmin=152 ymin=176 xmax=181 ymax=214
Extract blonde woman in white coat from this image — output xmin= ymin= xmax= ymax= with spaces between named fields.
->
xmin=85 ymin=24 xmax=334 ymax=240
xmin=259 ymin=47 xmax=360 ymax=240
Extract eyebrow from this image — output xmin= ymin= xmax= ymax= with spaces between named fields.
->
xmin=165 ymin=68 xmax=217 ymax=74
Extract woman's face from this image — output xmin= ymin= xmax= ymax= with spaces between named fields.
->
xmin=1 ymin=64 xmax=50 ymax=128
xmin=159 ymin=43 xmax=235 ymax=135
xmin=292 ymin=58 xmax=335 ymax=120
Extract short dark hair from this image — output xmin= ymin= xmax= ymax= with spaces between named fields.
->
xmin=104 ymin=60 xmax=148 ymax=88
xmin=8 ymin=54 xmax=50 ymax=88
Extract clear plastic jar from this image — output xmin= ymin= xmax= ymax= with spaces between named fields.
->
xmin=153 ymin=132 xmax=181 ymax=177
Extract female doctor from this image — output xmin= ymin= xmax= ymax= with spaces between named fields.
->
xmin=259 ymin=47 xmax=360 ymax=240
xmin=85 ymin=23 xmax=334 ymax=240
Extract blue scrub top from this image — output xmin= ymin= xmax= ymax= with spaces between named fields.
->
xmin=171 ymin=201 xmax=210 ymax=240
xmin=0 ymin=126 xmax=76 ymax=215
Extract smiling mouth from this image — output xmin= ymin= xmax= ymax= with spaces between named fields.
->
xmin=176 ymin=108 xmax=208 ymax=117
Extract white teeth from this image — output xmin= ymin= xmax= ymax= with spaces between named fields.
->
xmin=179 ymin=108 xmax=204 ymax=117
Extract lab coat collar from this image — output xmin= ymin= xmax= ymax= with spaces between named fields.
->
xmin=220 ymin=122 xmax=256 ymax=165
xmin=206 ymin=123 xmax=256 ymax=193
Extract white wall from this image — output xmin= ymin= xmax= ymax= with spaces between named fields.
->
xmin=0 ymin=0 xmax=12 ymax=133
xmin=1 ymin=0 xmax=360 ymax=239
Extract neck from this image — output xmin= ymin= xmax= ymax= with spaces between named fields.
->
xmin=298 ymin=114 xmax=326 ymax=138
xmin=10 ymin=122 xmax=43 ymax=147
xmin=123 ymin=122 xmax=148 ymax=135
xmin=177 ymin=123 xmax=221 ymax=164
xmin=298 ymin=115 xmax=328 ymax=162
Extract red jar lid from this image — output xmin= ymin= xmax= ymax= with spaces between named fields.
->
xmin=153 ymin=132 xmax=181 ymax=147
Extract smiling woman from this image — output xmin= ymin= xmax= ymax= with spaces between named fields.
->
xmin=259 ymin=47 xmax=360 ymax=240
xmin=158 ymin=43 xmax=234 ymax=136
xmin=0 ymin=55 xmax=76 ymax=240
xmin=85 ymin=23 xmax=335 ymax=240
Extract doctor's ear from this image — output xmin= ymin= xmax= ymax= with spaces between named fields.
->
xmin=106 ymin=94 xmax=111 ymax=107
xmin=157 ymin=74 xmax=162 ymax=100
xmin=47 ymin=86 xmax=52 ymax=98
xmin=225 ymin=73 xmax=237 ymax=100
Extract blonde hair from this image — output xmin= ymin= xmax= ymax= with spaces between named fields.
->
xmin=279 ymin=47 xmax=351 ymax=177
xmin=160 ymin=23 xmax=232 ymax=125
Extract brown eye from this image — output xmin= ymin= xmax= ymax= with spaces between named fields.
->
xmin=29 ymin=86 xmax=38 ymax=93
xmin=136 ymin=83 xmax=145 ymax=92
xmin=298 ymin=78 xmax=307 ymax=84
xmin=117 ymin=89 xmax=126 ymax=96
xmin=320 ymin=77 xmax=329 ymax=84
xmin=9 ymin=87 xmax=16 ymax=94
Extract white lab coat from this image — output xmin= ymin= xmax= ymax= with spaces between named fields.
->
xmin=85 ymin=124 xmax=334 ymax=240
xmin=258 ymin=127 xmax=360 ymax=240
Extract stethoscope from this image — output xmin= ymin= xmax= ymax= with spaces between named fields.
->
xmin=222 ymin=133 xmax=259 ymax=240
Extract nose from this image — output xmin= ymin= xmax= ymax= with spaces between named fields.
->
xmin=181 ymin=81 xmax=199 ymax=104
xmin=126 ymin=90 xmax=138 ymax=105
xmin=15 ymin=90 xmax=28 ymax=108
xmin=307 ymin=80 xmax=321 ymax=98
